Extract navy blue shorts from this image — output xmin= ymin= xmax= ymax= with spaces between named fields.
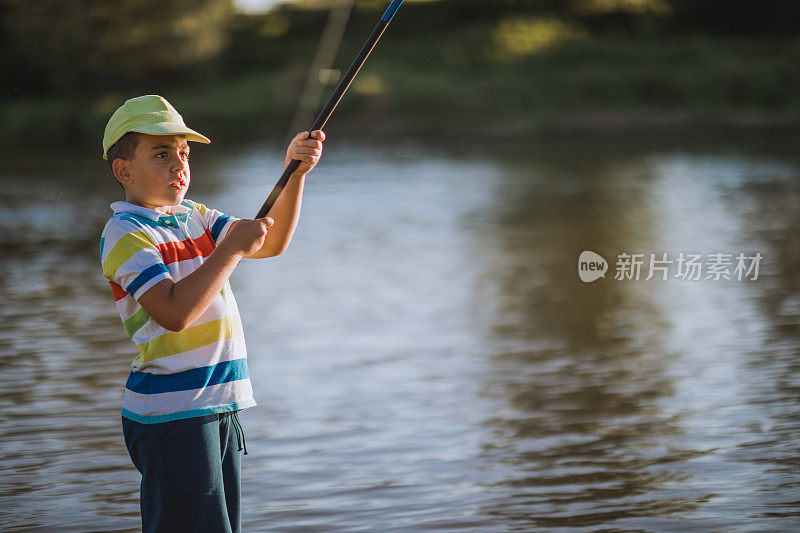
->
xmin=122 ymin=411 xmax=247 ymax=533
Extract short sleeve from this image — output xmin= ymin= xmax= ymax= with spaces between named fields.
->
xmin=101 ymin=218 xmax=173 ymax=300
xmin=192 ymin=201 xmax=239 ymax=245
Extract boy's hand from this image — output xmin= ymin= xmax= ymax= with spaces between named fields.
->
xmin=285 ymin=130 xmax=325 ymax=176
xmin=222 ymin=217 xmax=275 ymax=258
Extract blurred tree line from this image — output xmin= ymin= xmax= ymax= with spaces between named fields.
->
xmin=2 ymin=0 xmax=799 ymax=97
xmin=1 ymin=0 xmax=235 ymax=95
xmin=1 ymin=0 xmax=798 ymax=150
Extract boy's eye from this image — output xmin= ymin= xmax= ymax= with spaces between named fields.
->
xmin=153 ymin=150 xmax=189 ymax=160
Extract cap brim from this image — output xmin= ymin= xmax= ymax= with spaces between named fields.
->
xmin=131 ymin=122 xmax=211 ymax=144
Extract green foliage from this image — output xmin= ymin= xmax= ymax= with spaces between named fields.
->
xmin=0 ymin=0 xmax=799 ymax=150
xmin=2 ymin=0 xmax=235 ymax=94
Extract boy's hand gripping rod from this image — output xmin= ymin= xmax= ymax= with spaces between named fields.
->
xmin=255 ymin=0 xmax=405 ymax=219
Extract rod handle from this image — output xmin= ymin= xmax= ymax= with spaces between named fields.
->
xmin=255 ymin=159 xmax=301 ymax=219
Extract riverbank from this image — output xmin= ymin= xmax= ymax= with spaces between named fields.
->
xmin=2 ymin=32 xmax=798 ymax=152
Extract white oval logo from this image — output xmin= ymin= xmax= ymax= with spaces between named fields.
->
xmin=578 ymin=250 xmax=608 ymax=283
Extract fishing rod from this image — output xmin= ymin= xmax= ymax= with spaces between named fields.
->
xmin=286 ymin=0 xmax=355 ymax=139
xmin=255 ymin=0 xmax=405 ymax=219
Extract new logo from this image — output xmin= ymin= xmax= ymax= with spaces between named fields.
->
xmin=578 ymin=250 xmax=608 ymax=283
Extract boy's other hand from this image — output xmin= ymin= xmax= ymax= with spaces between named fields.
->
xmin=223 ymin=217 xmax=274 ymax=258
xmin=285 ymin=130 xmax=325 ymax=176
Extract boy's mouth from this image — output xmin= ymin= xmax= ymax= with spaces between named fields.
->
xmin=171 ymin=179 xmax=187 ymax=190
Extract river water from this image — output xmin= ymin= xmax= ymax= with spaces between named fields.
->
xmin=0 ymin=135 xmax=798 ymax=531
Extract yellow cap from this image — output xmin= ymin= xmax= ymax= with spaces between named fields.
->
xmin=102 ymin=95 xmax=210 ymax=159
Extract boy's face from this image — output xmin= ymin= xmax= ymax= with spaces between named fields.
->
xmin=116 ymin=134 xmax=191 ymax=211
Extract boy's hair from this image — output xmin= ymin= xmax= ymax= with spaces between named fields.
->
xmin=106 ymin=131 xmax=141 ymax=170
xmin=106 ymin=132 xmax=141 ymax=189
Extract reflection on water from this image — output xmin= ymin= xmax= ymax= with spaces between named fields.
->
xmin=0 ymin=137 xmax=798 ymax=531
xmin=475 ymin=142 xmax=800 ymax=530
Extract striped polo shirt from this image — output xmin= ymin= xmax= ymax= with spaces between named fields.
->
xmin=100 ymin=200 xmax=255 ymax=424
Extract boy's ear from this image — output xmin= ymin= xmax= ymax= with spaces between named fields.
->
xmin=112 ymin=157 xmax=132 ymax=187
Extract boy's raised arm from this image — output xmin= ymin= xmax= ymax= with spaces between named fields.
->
xmin=246 ymin=130 xmax=324 ymax=259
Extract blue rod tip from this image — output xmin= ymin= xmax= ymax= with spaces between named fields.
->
xmin=381 ymin=0 xmax=404 ymax=23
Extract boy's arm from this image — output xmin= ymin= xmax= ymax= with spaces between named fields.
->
xmin=246 ymin=130 xmax=324 ymax=259
xmin=137 ymin=218 xmax=273 ymax=332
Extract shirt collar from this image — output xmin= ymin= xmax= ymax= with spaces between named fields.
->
xmin=110 ymin=200 xmax=192 ymax=224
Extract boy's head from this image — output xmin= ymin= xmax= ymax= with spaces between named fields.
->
xmin=103 ymin=95 xmax=210 ymax=208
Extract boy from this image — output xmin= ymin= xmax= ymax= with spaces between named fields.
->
xmin=99 ymin=95 xmax=324 ymax=532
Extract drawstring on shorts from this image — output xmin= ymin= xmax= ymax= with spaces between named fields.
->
xmin=231 ymin=410 xmax=248 ymax=455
